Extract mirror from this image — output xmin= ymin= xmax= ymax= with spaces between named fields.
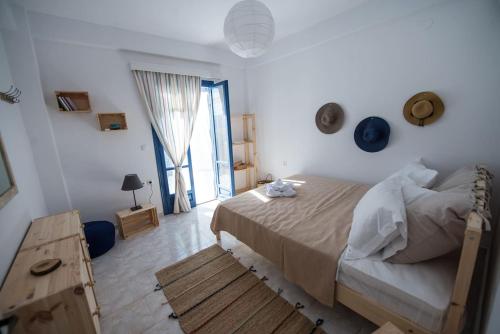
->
xmin=0 ymin=134 xmax=17 ymax=209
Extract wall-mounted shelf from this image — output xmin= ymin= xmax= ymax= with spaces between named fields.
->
xmin=97 ymin=113 xmax=128 ymax=131
xmin=55 ymin=91 xmax=91 ymax=112
xmin=233 ymin=140 xmax=254 ymax=146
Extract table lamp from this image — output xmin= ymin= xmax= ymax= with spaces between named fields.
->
xmin=121 ymin=174 xmax=143 ymax=211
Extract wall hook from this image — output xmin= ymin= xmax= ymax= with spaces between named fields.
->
xmin=0 ymin=85 xmax=21 ymax=104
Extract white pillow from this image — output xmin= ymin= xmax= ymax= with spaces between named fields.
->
xmin=388 ymin=159 xmax=438 ymax=188
xmin=344 ymin=176 xmax=407 ymax=260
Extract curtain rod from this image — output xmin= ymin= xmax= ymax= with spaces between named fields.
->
xmin=129 ymin=61 xmax=222 ymax=81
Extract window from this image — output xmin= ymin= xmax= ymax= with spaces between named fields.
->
xmin=164 ymin=154 xmax=192 ymax=194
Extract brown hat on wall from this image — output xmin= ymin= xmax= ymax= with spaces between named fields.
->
xmin=315 ymin=103 xmax=344 ymax=134
xmin=403 ymin=91 xmax=444 ymax=127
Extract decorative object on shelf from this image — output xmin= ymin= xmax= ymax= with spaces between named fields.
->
xmin=0 ymin=85 xmax=21 ymax=104
xmin=224 ymin=0 xmax=275 ymax=58
xmin=121 ymin=174 xmax=143 ymax=211
xmin=55 ymin=91 xmax=91 ymax=112
xmin=257 ymin=173 xmax=274 ymax=186
xmin=234 ymin=160 xmax=248 ymax=171
xmin=315 ymin=102 xmax=344 ymax=134
xmin=0 ymin=134 xmax=17 ymax=209
xmin=97 ymin=113 xmax=128 ymax=131
xmin=354 ymin=116 xmax=390 ymax=153
xmin=29 ymin=258 xmax=62 ymax=276
xmin=403 ymin=91 xmax=444 ymax=127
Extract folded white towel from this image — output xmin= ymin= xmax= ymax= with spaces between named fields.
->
xmin=265 ymin=179 xmax=296 ymax=198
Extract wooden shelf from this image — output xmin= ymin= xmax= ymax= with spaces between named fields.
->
xmin=97 ymin=113 xmax=128 ymax=131
xmin=231 ymin=113 xmax=257 ymax=192
xmin=55 ymin=91 xmax=91 ymax=112
xmin=231 ymin=113 xmax=255 ymax=119
xmin=233 ymin=140 xmax=254 ymax=146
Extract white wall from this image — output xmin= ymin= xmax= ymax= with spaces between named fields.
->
xmin=31 ymin=13 xmax=248 ymax=222
xmin=246 ymin=0 xmax=500 ymax=332
xmin=247 ymin=0 xmax=500 ymax=189
xmin=1 ymin=3 xmax=72 ymax=214
xmin=0 ymin=34 xmax=47 ymax=281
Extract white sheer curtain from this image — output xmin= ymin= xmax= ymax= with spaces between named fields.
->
xmin=133 ymin=70 xmax=201 ymax=213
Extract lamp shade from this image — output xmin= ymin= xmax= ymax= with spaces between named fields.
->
xmin=224 ymin=0 xmax=275 ymax=58
xmin=121 ymin=174 xmax=143 ymax=191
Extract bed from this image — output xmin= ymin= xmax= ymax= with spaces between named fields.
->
xmin=210 ymin=169 xmax=491 ymax=334
xmin=211 ymin=175 xmax=370 ymax=306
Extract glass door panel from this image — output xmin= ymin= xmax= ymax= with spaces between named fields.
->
xmin=210 ymin=81 xmax=235 ymax=198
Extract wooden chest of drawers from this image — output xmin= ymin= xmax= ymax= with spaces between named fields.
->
xmin=0 ymin=210 xmax=100 ymax=334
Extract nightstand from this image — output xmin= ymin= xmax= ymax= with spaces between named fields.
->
xmin=115 ymin=203 xmax=159 ymax=239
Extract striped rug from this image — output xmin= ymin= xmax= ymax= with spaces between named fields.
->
xmin=155 ymin=244 xmax=326 ymax=334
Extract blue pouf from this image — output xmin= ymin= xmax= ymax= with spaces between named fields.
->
xmin=84 ymin=221 xmax=115 ymax=258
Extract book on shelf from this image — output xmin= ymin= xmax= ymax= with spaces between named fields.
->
xmin=57 ymin=96 xmax=78 ymax=111
xmin=57 ymin=96 xmax=71 ymax=111
xmin=64 ymin=97 xmax=77 ymax=110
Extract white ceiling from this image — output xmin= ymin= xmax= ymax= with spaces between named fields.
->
xmin=19 ymin=0 xmax=369 ymax=48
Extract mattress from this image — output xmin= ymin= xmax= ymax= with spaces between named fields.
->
xmin=337 ymin=252 xmax=459 ymax=333
xmin=211 ymin=175 xmax=370 ymax=306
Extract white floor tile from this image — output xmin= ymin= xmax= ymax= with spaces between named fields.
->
xmin=93 ymin=201 xmax=376 ymax=334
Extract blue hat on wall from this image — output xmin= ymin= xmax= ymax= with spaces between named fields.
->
xmin=354 ymin=116 xmax=390 ymax=153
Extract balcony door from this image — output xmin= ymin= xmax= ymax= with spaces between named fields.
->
xmin=153 ymin=80 xmax=234 ymax=215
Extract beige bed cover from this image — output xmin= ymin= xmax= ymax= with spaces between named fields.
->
xmin=210 ymin=175 xmax=369 ymax=306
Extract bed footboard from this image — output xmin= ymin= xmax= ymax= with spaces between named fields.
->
xmin=443 ymin=167 xmax=492 ymax=334
xmin=335 ymin=282 xmax=432 ymax=334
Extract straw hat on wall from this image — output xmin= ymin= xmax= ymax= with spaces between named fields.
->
xmin=403 ymin=91 xmax=444 ymax=127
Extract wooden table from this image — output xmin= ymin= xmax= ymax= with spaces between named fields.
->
xmin=116 ymin=203 xmax=159 ymax=239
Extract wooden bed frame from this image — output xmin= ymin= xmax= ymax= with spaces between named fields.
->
xmin=214 ymin=167 xmax=492 ymax=334
xmin=335 ymin=167 xmax=493 ymax=334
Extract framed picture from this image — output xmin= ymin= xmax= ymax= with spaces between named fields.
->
xmin=0 ymin=134 xmax=17 ymax=209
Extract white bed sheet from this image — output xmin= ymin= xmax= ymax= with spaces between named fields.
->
xmin=337 ymin=252 xmax=458 ymax=333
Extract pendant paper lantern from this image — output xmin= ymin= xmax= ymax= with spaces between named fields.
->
xmin=224 ymin=0 xmax=275 ymax=58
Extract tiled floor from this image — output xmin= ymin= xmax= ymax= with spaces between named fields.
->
xmin=93 ymin=201 xmax=376 ymax=334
